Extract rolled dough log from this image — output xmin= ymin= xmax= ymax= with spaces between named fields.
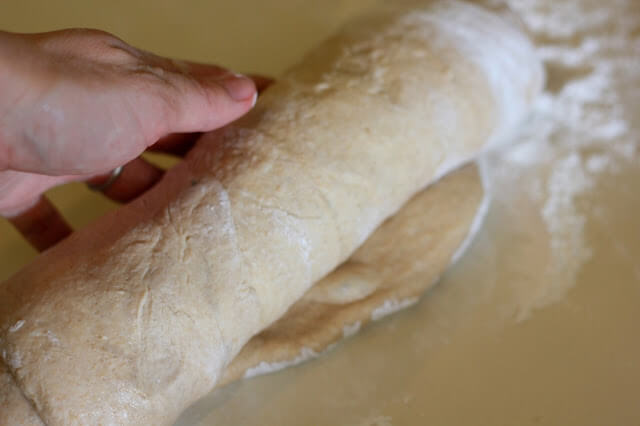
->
xmin=1 ymin=163 xmax=484 ymax=426
xmin=0 ymin=1 xmax=542 ymax=424
xmin=218 ymin=163 xmax=486 ymax=386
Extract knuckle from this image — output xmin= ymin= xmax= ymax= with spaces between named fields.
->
xmin=36 ymin=28 xmax=141 ymax=66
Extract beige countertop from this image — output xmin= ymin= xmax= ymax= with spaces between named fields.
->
xmin=1 ymin=1 xmax=639 ymax=425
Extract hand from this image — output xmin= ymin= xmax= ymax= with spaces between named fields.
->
xmin=0 ymin=28 xmax=271 ymax=250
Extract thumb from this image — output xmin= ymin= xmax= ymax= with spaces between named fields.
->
xmin=138 ymin=58 xmax=258 ymax=140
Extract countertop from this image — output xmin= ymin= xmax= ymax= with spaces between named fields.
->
xmin=1 ymin=1 xmax=639 ymax=425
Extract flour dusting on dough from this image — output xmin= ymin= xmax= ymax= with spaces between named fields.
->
xmin=371 ymin=298 xmax=419 ymax=321
xmin=8 ymin=320 xmax=24 ymax=333
xmin=7 ymin=351 xmax=21 ymax=369
xmin=243 ymin=347 xmax=320 ymax=379
xmin=343 ymin=321 xmax=362 ymax=338
xmin=417 ymin=0 xmax=545 ymax=147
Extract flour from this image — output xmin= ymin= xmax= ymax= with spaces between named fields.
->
xmin=243 ymin=343 xmax=339 ymax=379
xmin=356 ymin=414 xmax=393 ymax=426
xmin=477 ymin=0 xmax=639 ymax=320
xmin=371 ymin=298 xmax=419 ymax=321
xmin=8 ymin=320 xmax=24 ymax=333
xmin=343 ymin=321 xmax=362 ymax=338
xmin=243 ymin=347 xmax=320 ymax=379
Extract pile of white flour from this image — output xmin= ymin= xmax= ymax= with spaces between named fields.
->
xmin=477 ymin=0 xmax=639 ymax=320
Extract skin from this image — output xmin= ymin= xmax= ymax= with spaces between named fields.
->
xmin=0 ymin=29 xmax=271 ymax=250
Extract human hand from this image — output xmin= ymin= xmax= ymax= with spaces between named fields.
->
xmin=0 ymin=29 xmax=271 ymax=250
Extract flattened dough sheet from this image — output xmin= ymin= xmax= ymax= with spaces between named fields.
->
xmin=219 ymin=163 xmax=486 ymax=386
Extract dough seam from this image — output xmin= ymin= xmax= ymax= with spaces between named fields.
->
xmin=0 ymin=358 xmax=45 ymax=425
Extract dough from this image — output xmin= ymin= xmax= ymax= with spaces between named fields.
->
xmin=0 ymin=362 xmax=43 ymax=426
xmin=219 ymin=163 xmax=486 ymax=386
xmin=0 ymin=1 xmax=542 ymax=424
xmin=0 ymin=163 xmax=485 ymax=426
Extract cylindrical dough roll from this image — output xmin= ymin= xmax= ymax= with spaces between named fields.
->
xmin=0 ymin=1 xmax=542 ymax=424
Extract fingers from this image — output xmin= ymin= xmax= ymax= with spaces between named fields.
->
xmin=3 ymin=158 xmax=163 ymax=252
xmin=0 ymin=170 xmax=77 ymax=217
xmin=147 ymin=75 xmax=275 ymax=157
xmin=135 ymin=59 xmax=258 ymax=139
xmin=4 ymin=27 xmax=267 ymax=176
xmin=7 ymin=196 xmax=72 ymax=252
xmin=174 ymin=70 xmax=257 ymax=130
xmin=86 ymin=157 xmax=163 ymax=203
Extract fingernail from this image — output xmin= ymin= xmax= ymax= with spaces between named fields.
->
xmin=219 ymin=73 xmax=256 ymax=102
xmin=251 ymin=92 xmax=258 ymax=108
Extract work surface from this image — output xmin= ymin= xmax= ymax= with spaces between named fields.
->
xmin=1 ymin=0 xmax=639 ymax=425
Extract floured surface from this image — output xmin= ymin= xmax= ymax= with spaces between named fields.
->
xmin=0 ymin=0 xmax=639 ymax=425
